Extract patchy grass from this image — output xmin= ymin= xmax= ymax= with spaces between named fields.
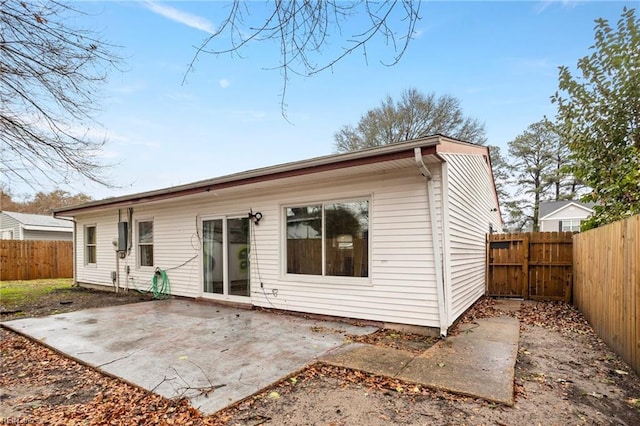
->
xmin=0 ymin=279 xmax=154 ymax=321
xmin=0 ymin=278 xmax=73 ymax=308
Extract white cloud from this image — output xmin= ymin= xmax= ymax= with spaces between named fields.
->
xmin=143 ymin=1 xmax=215 ymax=34
xmin=535 ymin=0 xmax=582 ymax=15
xmin=505 ymin=57 xmax=557 ymax=77
xmin=219 ymin=79 xmax=230 ymax=89
xmin=111 ymin=82 xmax=147 ymax=95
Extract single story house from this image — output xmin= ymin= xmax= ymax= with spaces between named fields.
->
xmin=0 ymin=211 xmax=73 ymax=241
xmin=54 ymin=135 xmax=502 ymax=336
xmin=538 ymin=200 xmax=594 ymax=232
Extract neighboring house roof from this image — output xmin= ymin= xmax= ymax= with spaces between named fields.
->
xmin=1 ymin=211 xmax=73 ymax=231
xmin=54 ymin=134 xmax=501 ymax=220
xmin=538 ymin=201 xmax=595 ymax=221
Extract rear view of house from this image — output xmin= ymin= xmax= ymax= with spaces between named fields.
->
xmin=538 ymin=201 xmax=594 ymax=232
xmin=54 ymin=135 xmax=501 ymax=336
xmin=0 ymin=211 xmax=73 ymax=241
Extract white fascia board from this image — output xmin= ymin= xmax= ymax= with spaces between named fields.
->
xmin=21 ymin=225 xmax=73 ymax=232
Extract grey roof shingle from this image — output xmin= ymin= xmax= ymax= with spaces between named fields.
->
xmin=1 ymin=211 xmax=73 ymax=229
xmin=538 ymin=200 xmax=595 ymax=219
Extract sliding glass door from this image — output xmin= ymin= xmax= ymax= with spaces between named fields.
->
xmin=203 ymin=217 xmax=250 ymax=297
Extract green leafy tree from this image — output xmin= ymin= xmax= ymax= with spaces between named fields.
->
xmin=552 ymin=7 xmax=640 ymax=229
xmin=334 ymin=88 xmax=486 ymax=152
xmin=544 ymin=121 xmax=581 ymax=201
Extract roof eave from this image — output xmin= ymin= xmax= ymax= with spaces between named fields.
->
xmin=54 ymin=136 xmax=446 ymax=217
xmin=539 ymin=202 xmax=594 ymax=221
xmin=22 ymin=225 xmax=73 ymax=232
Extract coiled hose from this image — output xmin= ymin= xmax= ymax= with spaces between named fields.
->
xmin=152 ymin=268 xmax=171 ymax=299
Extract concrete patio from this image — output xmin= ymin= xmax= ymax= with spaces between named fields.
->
xmin=3 ymin=299 xmax=377 ymax=414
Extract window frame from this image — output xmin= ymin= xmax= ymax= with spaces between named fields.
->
xmin=84 ymin=224 xmax=97 ymax=266
xmin=137 ymin=219 xmax=154 ymax=268
xmin=560 ymin=219 xmax=582 ymax=232
xmin=282 ymin=197 xmax=371 ymax=284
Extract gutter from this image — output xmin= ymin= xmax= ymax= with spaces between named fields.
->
xmin=414 ymin=147 xmax=448 ymax=337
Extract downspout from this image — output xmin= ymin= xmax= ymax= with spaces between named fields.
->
xmin=72 ymin=219 xmax=77 ymax=287
xmin=414 ymin=147 xmax=448 ymax=337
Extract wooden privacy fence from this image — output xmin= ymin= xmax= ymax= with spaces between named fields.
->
xmin=486 ymin=232 xmax=574 ymax=302
xmin=573 ymin=215 xmax=639 ymax=375
xmin=0 ymin=240 xmax=73 ymax=281
xmin=287 ymin=239 xmax=368 ymax=277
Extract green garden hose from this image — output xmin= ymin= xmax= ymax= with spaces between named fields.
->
xmin=152 ymin=268 xmax=171 ymax=299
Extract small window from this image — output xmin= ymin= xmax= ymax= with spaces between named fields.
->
xmin=138 ymin=220 xmax=154 ymax=267
xmin=85 ymin=225 xmax=96 ymax=265
xmin=560 ymin=219 xmax=582 ymax=232
xmin=286 ymin=199 xmax=369 ymax=278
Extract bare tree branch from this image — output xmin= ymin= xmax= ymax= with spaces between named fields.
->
xmin=184 ymin=1 xmax=421 ymax=116
xmin=0 ymin=0 xmax=120 ymax=190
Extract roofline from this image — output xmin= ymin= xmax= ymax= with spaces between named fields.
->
xmin=1 ymin=211 xmax=72 ymax=227
xmin=53 ymin=135 xmax=484 ymax=216
xmin=538 ymin=201 xmax=594 ymax=221
xmin=22 ymin=225 xmax=73 ymax=232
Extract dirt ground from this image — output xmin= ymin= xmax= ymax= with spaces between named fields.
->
xmin=0 ymin=284 xmax=154 ymax=321
xmin=1 ymin=287 xmax=639 ymax=425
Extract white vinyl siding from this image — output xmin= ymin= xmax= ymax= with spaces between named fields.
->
xmin=441 ymin=153 xmax=501 ymax=325
xmin=75 ymin=212 xmax=121 ymax=287
xmin=72 ymin=166 xmax=443 ymax=327
xmin=0 ymin=212 xmax=73 ymax=240
xmin=22 ymin=230 xmax=73 ymax=241
xmin=0 ymin=213 xmax=21 ymax=240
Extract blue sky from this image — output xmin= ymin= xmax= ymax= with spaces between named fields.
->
xmin=8 ymin=1 xmax=634 ymax=200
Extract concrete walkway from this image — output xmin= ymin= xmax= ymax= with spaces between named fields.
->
xmin=322 ymin=309 xmax=520 ymax=405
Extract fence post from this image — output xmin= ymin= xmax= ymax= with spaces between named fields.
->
xmin=522 ymin=234 xmax=529 ymax=299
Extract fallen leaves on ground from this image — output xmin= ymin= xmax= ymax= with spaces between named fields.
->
xmin=517 ymin=301 xmax=594 ymax=336
xmin=2 ymin=297 xmax=638 ymax=425
xmin=0 ymin=328 xmax=220 ymax=425
xmin=345 ymin=329 xmax=438 ymax=354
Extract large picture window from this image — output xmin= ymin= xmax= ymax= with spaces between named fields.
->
xmin=138 ymin=220 xmax=154 ymax=267
xmin=286 ymin=200 xmax=369 ymax=278
xmin=85 ymin=225 xmax=96 ymax=265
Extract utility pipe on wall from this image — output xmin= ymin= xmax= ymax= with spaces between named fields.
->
xmin=414 ymin=147 xmax=448 ymax=337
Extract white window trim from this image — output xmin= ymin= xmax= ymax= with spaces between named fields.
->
xmin=136 ymin=218 xmax=154 ymax=269
xmin=281 ymin=196 xmax=372 ymax=285
xmin=561 ymin=218 xmax=582 ymax=232
xmin=84 ymin=224 xmax=97 ymax=266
